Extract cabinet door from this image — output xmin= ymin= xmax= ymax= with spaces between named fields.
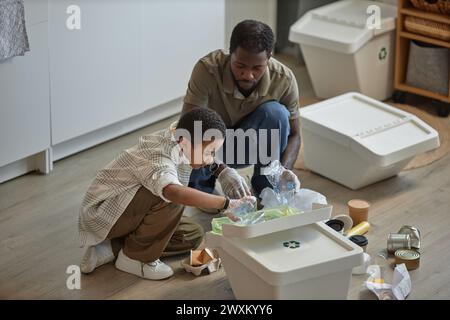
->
xmin=0 ymin=23 xmax=50 ymax=167
xmin=48 ymin=0 xmax=142 ymax=144
xmin=24 ymin=0 xmax=48 ymax=26
xmin=49 ymin=0 xmax=225 ymax=145
xmin=141 ymin=0 xmax=225 ymax=108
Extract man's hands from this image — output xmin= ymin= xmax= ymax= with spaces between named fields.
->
xmin=280 ymin=168 xmax=301 ymax=192
xmin=224 ymin=196 xmax=257 ymax=222
xmin=217 ymin=167 xmax=252 ymax=199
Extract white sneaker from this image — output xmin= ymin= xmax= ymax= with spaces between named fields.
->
xmin=115 ymin=249 xmax=174 ymax=280
xmin=80 ymin=239 xmax=115 ymax=274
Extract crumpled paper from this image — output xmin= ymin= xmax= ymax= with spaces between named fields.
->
xmin=365 ymin=264 xmax=412 ymax=300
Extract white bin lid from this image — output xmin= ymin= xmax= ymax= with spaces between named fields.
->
xmin=300 ymin=92 xmax=440 ymax=167
xmin=218 ymin=222 xmax=363 ymax=286
xmin=289 ymin=0 xmax=397 ymax=54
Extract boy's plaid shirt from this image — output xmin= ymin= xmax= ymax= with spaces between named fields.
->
xmin=79 ymin=122 xmax=192 ymax=247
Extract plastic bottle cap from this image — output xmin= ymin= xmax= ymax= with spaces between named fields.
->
xmin=325 ymin=219 xmax=344 ymax=232
xmin=349 ymin=235 xmax=368 ymax=247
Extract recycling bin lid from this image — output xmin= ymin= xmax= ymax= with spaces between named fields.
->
xmin=215 ymin=222 xmax=363 ymax=286
xmin=289 ymin=0 xmax=397 ymax=54
xmin=299 ymin=92 xmax=440 ymax=167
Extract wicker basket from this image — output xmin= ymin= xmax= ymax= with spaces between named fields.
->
xmin=410 ymin=0 xmax=442 ymax=13
xmin=406 ymin=40 xmax=449 ymax=96
xmin=410 ymin=0 xmax=450 ymax=14
xmin=438 ymin=0 xmax=450 ymax=14
xmin=405 ymin=16 xmax=450 ymax=41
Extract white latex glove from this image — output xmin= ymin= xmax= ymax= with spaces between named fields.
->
xmin=217 ymin=167 xmax=252 ymax=199
xmin=280 ymin=169 xmax=301 ymax=192
xmin=224 ymin=196 xmax=257 ymax=222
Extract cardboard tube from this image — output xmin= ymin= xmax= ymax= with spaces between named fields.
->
xmin=348 ymin=199 xmax=370 ymax=226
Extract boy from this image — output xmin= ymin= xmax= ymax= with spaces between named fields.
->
xmin=79 ymin=108 xmax=255 ymax=280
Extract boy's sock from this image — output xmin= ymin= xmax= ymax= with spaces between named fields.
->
xmin=115 ymin=249 xmax=173 ymax=280
xmin=80 ymin=239 xmax=115 ymax=274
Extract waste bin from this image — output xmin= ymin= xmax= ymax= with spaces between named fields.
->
xmin=206 ymin=205 xmax=363 ymax=299
xmin=289 ymin=0 xmax=397 ymax=100
xmin=299 ymin=92 xmax=440 ymax=189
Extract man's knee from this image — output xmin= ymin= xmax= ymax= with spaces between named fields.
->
xmin=254 ymin=101 xmax=290 ymax=129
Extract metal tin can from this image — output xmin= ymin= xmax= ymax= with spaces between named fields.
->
xmin=398 ymin=225 xmax=421 ymax=249
xmin=394 ymin=249 xmax=420 ymax=270
xmin=387 ymin=233 xmax=411 ymax=253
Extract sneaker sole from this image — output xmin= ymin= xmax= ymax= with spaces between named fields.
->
xmin=115 ymin=254 xmax=173 ymax=280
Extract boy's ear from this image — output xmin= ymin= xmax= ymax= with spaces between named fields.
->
xmin=177 ymin=136 xmax=184 ymax=144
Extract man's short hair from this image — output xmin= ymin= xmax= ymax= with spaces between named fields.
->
xmin=176 ymin=108 xmax=226 ymax=143
xmin=229 ymin=20 xmax=274 ymax=57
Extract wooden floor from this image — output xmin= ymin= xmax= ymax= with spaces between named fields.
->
xmin=1 ymin=55 xmax=449 ymax=300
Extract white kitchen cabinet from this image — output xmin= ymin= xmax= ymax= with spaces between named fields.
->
xmin=49 ymin=0 xmax=225 ymax=146
xmin=23 ymin=0 xmax=48 ymax=26
xmin=141 ymin=0 xmax=225 ymax=108
xmin=1 ymin=0 xmax=225 ymax=182
xmin=0 ymin=23 xmax=50 ymax=169
xmin=48 ymin=0 xmax=143 ymax=145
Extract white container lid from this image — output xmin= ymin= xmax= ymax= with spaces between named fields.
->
xmin=300 ymin=92 xmax=440 ymax=167
xmin=289 ymin=0 xmax=397 ymax=54
xmin=221 ymin=204 xmax=332 ymax=238
xmin=215 ymin=222 xmax=363 ymax=286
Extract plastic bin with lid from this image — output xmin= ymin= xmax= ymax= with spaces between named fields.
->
xmin=206 ymin=205 xmax=363 ymax=299
xmin=299 ymin=92 xmax=440 ymax=190
xmin=288 ymin=0 xmax=397 ymax=100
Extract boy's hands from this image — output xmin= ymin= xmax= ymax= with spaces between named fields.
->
xmin=217 ymin=167 xmax=252 ymax=199
xmin=224 ymin=196 xmax=257 ymax=222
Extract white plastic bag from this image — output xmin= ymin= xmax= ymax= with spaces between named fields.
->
xmin=260 ymin=187 xmax=327 ymax=211
xmin=260 ymin=160 xmax=326 ymax=211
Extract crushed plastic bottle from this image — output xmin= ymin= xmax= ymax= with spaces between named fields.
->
xmin=262 ymin=160 xmax=299 ymax=194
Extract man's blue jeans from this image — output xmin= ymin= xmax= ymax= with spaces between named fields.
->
xmin=188 ymin=101 xmax=291 ymax=196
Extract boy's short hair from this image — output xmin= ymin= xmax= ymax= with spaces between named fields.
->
xmin=176 ymin=108 xmax=226 ymax=143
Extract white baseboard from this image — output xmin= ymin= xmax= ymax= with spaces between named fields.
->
xmin=52 ymin=97 xmax=183 ymax=161
xmin=0 ymin=98 xmax=182 ymax=184
xmin=0 ymin=148 xmax=52 ymax=183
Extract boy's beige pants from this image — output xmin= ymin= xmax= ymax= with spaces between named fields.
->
xmin=106 ymin=186 xmax=204 ymax=263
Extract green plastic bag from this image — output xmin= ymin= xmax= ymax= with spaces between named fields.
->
xmin=211 ymin=205 xmax=299 ymax=235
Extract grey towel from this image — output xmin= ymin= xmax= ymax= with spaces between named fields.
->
xmin=0 ymin=0 xmax=30 ymax=61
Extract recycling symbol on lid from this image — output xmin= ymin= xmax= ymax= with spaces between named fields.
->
xmin=379 ymin=47 xmax=387 ymax=61
xmin=283 ymin=240 xmax=300 ymax=249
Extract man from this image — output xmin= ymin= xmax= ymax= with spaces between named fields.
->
xmin=182 ymin=19 xmax=301 ymax=199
